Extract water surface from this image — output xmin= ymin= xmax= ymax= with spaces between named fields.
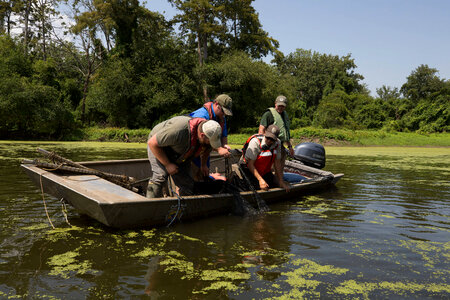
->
xmin=0 ymin=142 xmax=449 ymax=298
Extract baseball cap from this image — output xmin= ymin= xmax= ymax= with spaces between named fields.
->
xmin=202 ymin=120 xmax=222 ymax=149
xmin=215 ymin=94 xmax=233 ymax=116
xmin=264 ymin=125 xmax=280 ymax=141
xmin=275 ymin=95 xmax=287 ymax=107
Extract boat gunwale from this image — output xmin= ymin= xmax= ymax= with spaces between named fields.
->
xmin=21 ymin=162 xmax=334 ymax=204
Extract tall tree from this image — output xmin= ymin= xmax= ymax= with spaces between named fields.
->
xmin=218 ymin=0 xmax=279 ymax=59
xmin=33 ymin=0 xmax=60 ymax=60
xmin=0 ymin=0 xmax=18 ymax=35
xmin=66 ymin=0 xmax=108 ymax=123
xmin=168 ymin=0 xmax=224 ymax=101
xmin=401 ymin=64 xmax=445 ymax=104
xmin=275 ymin=49 xmax=364 ymax=110
xmin=70 ymin=0 xmax=115 ymax=52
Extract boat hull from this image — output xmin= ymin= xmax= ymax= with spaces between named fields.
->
xmin=21 ymin=157 xmax=343 ymax=228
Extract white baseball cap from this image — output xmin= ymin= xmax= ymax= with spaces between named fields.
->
xmin=202 ymin=120 xmax=222 ymax=149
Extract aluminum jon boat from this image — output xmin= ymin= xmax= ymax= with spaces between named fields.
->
xmin=21 ymin=150 xmax=343 ymax=228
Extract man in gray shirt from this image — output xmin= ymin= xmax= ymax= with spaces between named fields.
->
xmin=147 ymin=116 xmax=224 ymax=198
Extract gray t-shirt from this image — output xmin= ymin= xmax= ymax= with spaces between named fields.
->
xmin=244 ymin=136 xmax=281 ymax=161
xmin=149 ymin=116 xmax=191 ymax=155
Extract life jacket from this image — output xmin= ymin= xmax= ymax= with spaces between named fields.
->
xmin=203 ymin=102 xmax=225 ymax=131
xmin=268 ymin=107 xmax=290 ymax=142
xmin=176 ymin=118 xmax=208 ymax=164
xmin=242 ymin=134 xmax=278 ymax=176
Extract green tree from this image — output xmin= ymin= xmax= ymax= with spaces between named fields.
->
xmin=352 ymin=94 xmax=386 ymax=129
xmin=275 ymin=49 xmax=364 ymax=112
xmin=0 ymin=37 xmax=77 ymax=138
xmin=85 ymin=58 xmax=137 ymax=127
xmin=0 ymin=0 xmax=18 ymax=35
xmin=312 ymin=90 xmax=351 ymax=129
xmin=217 ymin=0 xmax=279 ymax=59
xmin=168 ymin=0 xmax=224 ymax=100
xmin=401 ymin=64 xmax=445 ymax=104
xmin=208 ymin=51 xmax=286 ymax=129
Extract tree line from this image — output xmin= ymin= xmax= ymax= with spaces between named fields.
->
xmin=0 ymin=0 xmax=448 ymax=140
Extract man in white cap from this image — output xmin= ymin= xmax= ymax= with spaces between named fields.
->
xmin=146 ymin=116 xmax=224 ymax=198
xmin=258 ymin=95 xmax=294 ymax=166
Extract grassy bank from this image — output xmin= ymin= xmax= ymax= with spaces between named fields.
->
xmin=80 ymin=127 xmax=450 ymax=147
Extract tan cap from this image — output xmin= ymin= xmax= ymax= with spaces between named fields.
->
xmin=275 ymin=95 xmax=287 ymax=106
xmin=264 ymin=125 xmax=280 ymax=140
xmin=202 ymin=120 xmax=222 ymax=149
xmin=215 ymin=94 xmax=233 ymax=116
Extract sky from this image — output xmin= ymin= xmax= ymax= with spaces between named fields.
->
xmin=145 ymin=0 xmax=450 ymax=96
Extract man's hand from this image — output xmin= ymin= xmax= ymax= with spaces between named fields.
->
xmin=200 ymin=165 xmax=209 ymax=177
xmin=258 ymin=179 xmax=269 ymax=191
xmin=289 ymin=147 xmax=294 ymax=157
xmin=280 ymin=180 xmax=291 ymax=192
xmin=165 ymin=163 xmax=179 ymax=175
xmin=217 ymin=147 xmax=231 ymax=157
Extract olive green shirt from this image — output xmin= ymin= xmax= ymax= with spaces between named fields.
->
xmin=260 ymin=109 xmax=291 ymax=142
xmin=149 ymin=116 xmax=191 ymax=155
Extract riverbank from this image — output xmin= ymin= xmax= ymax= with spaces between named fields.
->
xmin=75 ymin=127 xmax=450 ymax=147
xmin=6 ymin=127 xmax=448 ymax=147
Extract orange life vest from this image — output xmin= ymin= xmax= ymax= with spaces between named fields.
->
xmin=176 ymin=118 xmax=208 ymax=163
xmin=242 ymin=134 xmax=278 ymax=176
xmin=203 ymin=102 xmax=225 ymax=131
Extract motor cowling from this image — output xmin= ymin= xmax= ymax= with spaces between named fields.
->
xmin=293 ymin=142 xmax=326 ymax=169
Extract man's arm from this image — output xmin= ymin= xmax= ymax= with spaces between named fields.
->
xmin=274 ymin=158 xmax=290 ymax=192
xmin=258 ymin=125 xmax=266 ymax=135
xmin=221 ymin=136 xmax=231 ymax=150
xmin=199 ymin=147 xmax=212 ymax=177
xmin=287 ymin=139 xmax=294 ymax=156
xmin=247 ymin=159 xmax=269 ymax=191
xmin=148 ymin=135 xmax=178 ymax=175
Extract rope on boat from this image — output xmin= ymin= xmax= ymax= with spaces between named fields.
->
xmin=39 ymin=174 xmax=55 ymax=229
xmin=60 ymin=198 xmax=72 ymax=226
xmin=166 ymin=187 xmax=186 ymax=227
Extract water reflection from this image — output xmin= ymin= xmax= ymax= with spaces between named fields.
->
xmin=0 ymin=142 xmax=449 ymax=298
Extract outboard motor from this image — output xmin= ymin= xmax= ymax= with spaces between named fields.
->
xmin=293 ymin=142 xmax=326 ymax=169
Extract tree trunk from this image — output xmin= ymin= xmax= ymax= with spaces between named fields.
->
xmin=24 ymin=0 xmax=31 ymax=54
xmin=41 ymin=19 xmax=47 ymax=60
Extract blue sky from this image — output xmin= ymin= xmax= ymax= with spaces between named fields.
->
xmin=146 ymin=0 xmax=450 ymax=95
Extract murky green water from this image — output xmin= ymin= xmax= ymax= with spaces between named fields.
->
xmin=1 ymin=142 xmax=449 ymax=299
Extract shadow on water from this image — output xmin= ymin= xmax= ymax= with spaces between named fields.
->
xmin=1 ymin=142 xmax=449 ymax=298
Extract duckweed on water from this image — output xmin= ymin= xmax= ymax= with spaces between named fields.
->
xmin=200 ymin=269 xmax=251 ymax=281
xmin=281 ymin=258 xmax=348 ymax=290
xmin=194 ymin=281 xmax=241 ymax=294
xmin=334 ymin=279 xmax=450 ymax=297
xmin=47 ymin=249 xmax=97 ymax=279
xmin=125 ymin=231 xmax=139 ymax=238
xmin=159 ymin=257 xmax=196 ymax=280
xmin=132 ymin=247 xmax=160 ymax=258
xmin=45 ymin=226 xmax=84 ymax=242
xmin=22 ymin=223 xmax=49 ymax=230
xmin=142 ymin=229 xmax=156 ymax=238
xmin=396 ymin=240 xmax=450 ymax=271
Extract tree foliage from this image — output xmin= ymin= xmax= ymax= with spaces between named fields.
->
xmin=0 ymin=1 xmax=448 ymax=140
xmin=275 ymin=49 xmax=365 ymax=110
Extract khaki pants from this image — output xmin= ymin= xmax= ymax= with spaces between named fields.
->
xmin=147 ymin=145 xmax=195 ymax=196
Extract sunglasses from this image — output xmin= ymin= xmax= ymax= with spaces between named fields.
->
xmin=265 ymin=137 xmax=275 ymax=142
